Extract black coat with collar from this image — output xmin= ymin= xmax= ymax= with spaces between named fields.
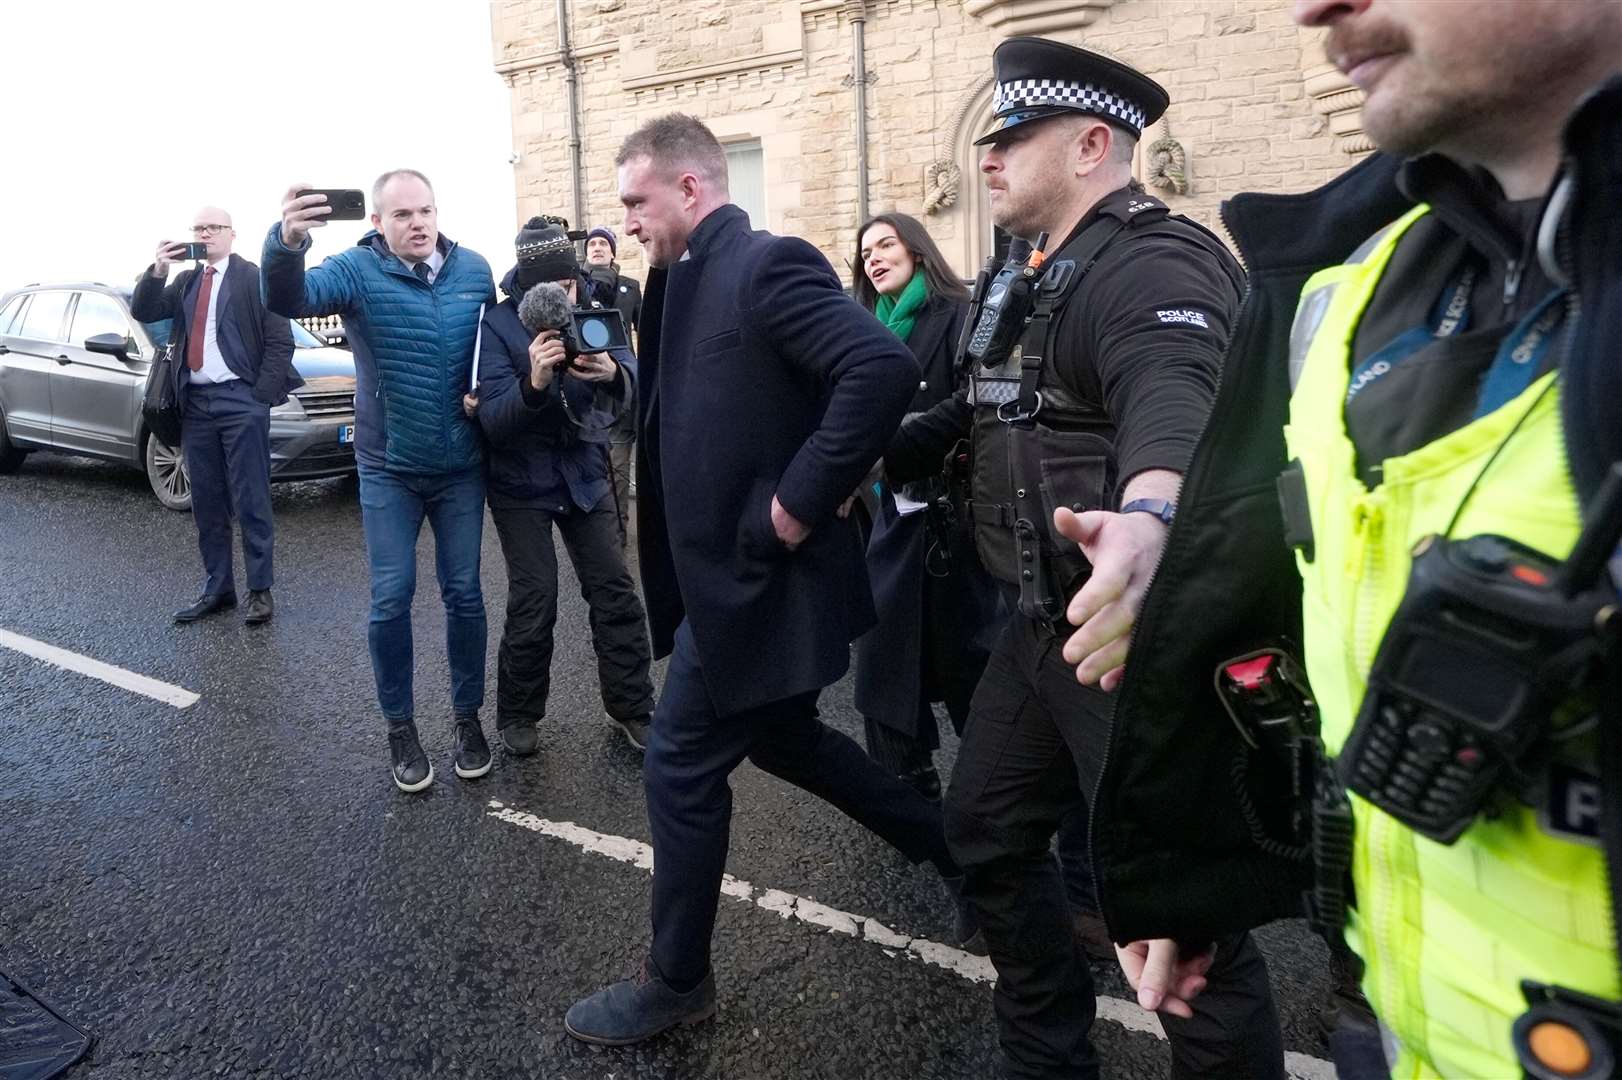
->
xmin=130 ymin=252 xmax=301 ymax=406
xmin=635 ymin=204 xmax=921 ymax=716
xmin=854 ymin=293 xmax=1001 ymax=731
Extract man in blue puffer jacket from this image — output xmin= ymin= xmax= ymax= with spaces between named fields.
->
xmin=261 ymin=170 xmax=497 ymax=793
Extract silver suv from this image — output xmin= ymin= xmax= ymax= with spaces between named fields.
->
xmin=0 ymin=282 xmax=358 ymax=510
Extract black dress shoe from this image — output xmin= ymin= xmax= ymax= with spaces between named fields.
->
xmin=173 ymin=593 xmax=237 ymax=623
xmin=899 ymin=764 xmax=942 ymax=802
xmin=564 ymin=961 xmax=717 ymax=1046
xmin=244 ymin=590 xmax=274 ymax=625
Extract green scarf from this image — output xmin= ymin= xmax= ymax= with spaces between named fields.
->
xmin=874 ymin=271 xmax=928 ymax=342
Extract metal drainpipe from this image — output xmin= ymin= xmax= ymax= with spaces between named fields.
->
xmin=848 ymin=0 xmax=869 ymax=231
xmin=557 ymin=0 xmax=586 ymax=230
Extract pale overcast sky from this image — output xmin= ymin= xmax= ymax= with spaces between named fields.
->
xmin=4 ymin=0 xmax=518 ymax=293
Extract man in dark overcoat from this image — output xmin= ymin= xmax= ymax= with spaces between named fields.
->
xmin=564 ymin=113 xmax=974 ymax=1046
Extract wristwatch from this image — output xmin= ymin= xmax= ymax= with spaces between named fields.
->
xmin=1119 ymin=498 xmax=1177 ymax=525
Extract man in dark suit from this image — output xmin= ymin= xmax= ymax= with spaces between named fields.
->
xmin=564 ymin=114 xmax=976 ymax=1047
xmin=132 ymin=207 xmax=300 ymax=625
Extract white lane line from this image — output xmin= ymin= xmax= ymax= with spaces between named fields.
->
xmin=0 ymin=629 xmax=199 ymax=709
xmin=487 ymin=801 xmax=1336 ymax=1079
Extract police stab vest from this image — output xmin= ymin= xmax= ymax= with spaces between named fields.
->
xmin=965 ymin=192 xmax=1236 ymax=620
xmin=1287 ymin=205 xmax=1615 ymax=1078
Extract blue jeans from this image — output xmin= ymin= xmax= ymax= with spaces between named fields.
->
xmin=357 ymin=464 xmax=487 ymax=726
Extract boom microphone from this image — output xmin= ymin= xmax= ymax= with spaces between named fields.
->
xmin=518 ymin=281 xmax=571 ymax=336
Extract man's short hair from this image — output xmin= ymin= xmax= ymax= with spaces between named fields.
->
xmin=372 ymin=169 xmax=435 ymax=210
xmin=1110 ymin=126 xmax=1139 ymax=166
xmin=615 ymin=114 xmax=729 ymax=191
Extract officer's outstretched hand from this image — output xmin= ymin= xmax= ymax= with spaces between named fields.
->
xmin=1116 ymin=939 xmax=1214 ymax=1020
xmin=1054 ymin=506 xmax=1170 ymax=690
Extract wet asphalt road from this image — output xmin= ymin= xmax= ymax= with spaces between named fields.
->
xmin=0 ymin=452 xmax=1337 ymax=1080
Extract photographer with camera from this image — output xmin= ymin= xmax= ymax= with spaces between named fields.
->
xmin=468 ymin=219 xmax=655 ymax=756
xmin=1131 ymin=2 xmax=1622 ymax=1077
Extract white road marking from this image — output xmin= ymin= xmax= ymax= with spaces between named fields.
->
xmin=0 ymin=628 xmax=198 ymax=709
xmin=487 ymin=801 xmax=1337 ymax=1079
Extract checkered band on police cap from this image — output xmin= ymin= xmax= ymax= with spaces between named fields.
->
xmin=993 ymin=78 xmax=1149 ymax=134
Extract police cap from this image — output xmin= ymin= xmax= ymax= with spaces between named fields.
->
xmin=975 ymin=36 xmax=1170 ymax=146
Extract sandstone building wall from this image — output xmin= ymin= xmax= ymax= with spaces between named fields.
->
xmin=491 ymin=0 xmax=1369 ymax=282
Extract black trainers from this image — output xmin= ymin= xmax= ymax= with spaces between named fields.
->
xmin=564 ymin=960 xmax=717 ymax=1046
xmin=610 ymin=714 xmax=650 ymax=752
xmin=453 ymin=716 xmax=492 ymax=779
xmin=498 ymin=723 xmax=539 ymax=757
xmin=388 ymin=723 xmax=433 ymax=793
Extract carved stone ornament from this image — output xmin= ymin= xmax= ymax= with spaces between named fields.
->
xmin=1145 ymin=121 xmax=1189 ymax=196
xmin=964 ymin=0 xmax=1120 ymax=37
xmin=923 ymin=162 xmax=961 ymax=215
xmin=1304 ymin=56 xmax=1373 ymax=156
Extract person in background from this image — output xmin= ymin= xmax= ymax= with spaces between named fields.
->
xmin=132 ymin=206 xmax=299 ymax=626
xmin=847 ymin=211 xmax=999 ymax=801
xmin=584 ymin=225 xmax=642 ymax=547
xmin=468 ymin=219 xmax=656 ymax=757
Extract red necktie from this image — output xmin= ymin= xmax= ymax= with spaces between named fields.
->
xmin=186 ymin=266 xmax=217 ymax=372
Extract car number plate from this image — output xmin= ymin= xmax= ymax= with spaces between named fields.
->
xmin=338 ymin=424 xmax=355 ymax=445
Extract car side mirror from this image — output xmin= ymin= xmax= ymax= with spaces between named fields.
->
xmin=84 ymin=332 xmax=131 ymax=358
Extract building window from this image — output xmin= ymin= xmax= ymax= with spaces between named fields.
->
xmin=726 ymin=141 xmax=765 ymax=228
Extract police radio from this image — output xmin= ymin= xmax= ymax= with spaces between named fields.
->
xmin=1337 ymin=464 xmax=1622 ymax=844
xmin=967 ymin=232 xmax=1048 ymax=368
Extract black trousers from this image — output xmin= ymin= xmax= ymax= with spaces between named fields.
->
xmin=945 ymin=615 xmax=1286 ymax=1080
xmin=489 ymin=496 xmax=655 ymax=730
xmin=646 ymin=620 xmax=955 ymax=987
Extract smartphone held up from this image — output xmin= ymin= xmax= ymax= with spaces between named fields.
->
xmin=297 ymin=189 xmax=367 ymax=221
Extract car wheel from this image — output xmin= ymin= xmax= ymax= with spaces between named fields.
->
xmin=144 ymin=431 xmax=192 ymax=511
xmin=0 ymin=404 xmax=27 ymax=475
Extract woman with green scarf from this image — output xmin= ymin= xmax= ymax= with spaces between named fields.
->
xmin=850 ymin=213 xmax=1000 ymax=801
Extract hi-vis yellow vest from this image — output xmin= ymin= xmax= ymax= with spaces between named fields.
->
xmin=1285 ymin=205 xmax=1616 ymax=1079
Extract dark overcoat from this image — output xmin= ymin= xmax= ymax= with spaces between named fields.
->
xmin=635 ymin=205 xmax=921 ymax=717
xmin=853 ymin=293 xmax=999 ymax=733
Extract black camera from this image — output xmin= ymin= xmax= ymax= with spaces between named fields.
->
xmin=173 ymin=242 xmax=208 ymax=261
xmin=562 ymin=307 xmax=629 ymax=360
xmin=1337 ymin=467 xmax=1622 ymax=844
xmin=535 ymin=213 xmax=590 ymax=243
xmin=967 ymin=233 xmax=1048 ymax=369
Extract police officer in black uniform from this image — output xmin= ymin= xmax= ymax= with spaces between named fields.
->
xmin=885 ymin=38 xmax=1285 ymax=1078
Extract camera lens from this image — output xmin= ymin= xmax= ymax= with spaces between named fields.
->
xmin=580 ymin=317 xmax=612 ymax=350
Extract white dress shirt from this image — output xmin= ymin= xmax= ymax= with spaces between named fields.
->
xmin=188 ymin=256 xmax=238 ymax=385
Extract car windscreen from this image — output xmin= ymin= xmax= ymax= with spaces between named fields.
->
xmin=290 ymin=320 xmax=325 ymax=349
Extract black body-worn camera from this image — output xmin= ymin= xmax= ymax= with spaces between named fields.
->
xmin=967 ymin=233 xmax=1048 ymax=369
xmin=1338 ymin=467 xmax=1622 ymax=844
